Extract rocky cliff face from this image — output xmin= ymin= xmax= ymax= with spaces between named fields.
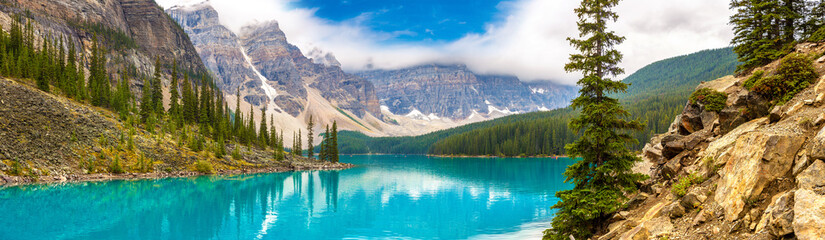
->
xmin=1 ymin=0 xmax=209 ymax=92
xmin=167 ymin=4 xmax=381 ymax=120
xmin=356 ymin=64 xmax=577 ymax=119
xmin=601 ymin=43 xmax=825 ymax=240
xmin=165 ymin=4 xmax=268 ymax=106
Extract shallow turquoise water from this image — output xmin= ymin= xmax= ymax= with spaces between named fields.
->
xmin=0 ymin=155 xmax=575 ymax=240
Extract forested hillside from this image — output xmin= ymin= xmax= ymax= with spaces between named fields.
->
xmin=340 ymin=48 xmax=740 ymax=156
xmin=337 ymin=109 xmax=576 ymax=154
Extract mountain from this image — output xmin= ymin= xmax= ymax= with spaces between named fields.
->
xmin=340 ymin=47 xmax=740 ymax=155
xmin=167 ymin=3 xmax=579 ymax=140
xmin=620 ymin=47 xmax=739 ymax=101
xmin=167 ymin=3 xmax=388 ymax=143
xmin=356 ymin=64 xmax=578 ymax=119
xmin=1 ymin=0 xmax=209 ymax=85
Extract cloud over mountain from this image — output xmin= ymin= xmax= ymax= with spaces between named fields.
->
xmin=157 ymin=0 xmax=734 ymax=85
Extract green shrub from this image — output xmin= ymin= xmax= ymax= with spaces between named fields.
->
xmin=81 ymin=156 xmax=97 ymax=173
xmin=689 ymin=88 xmax=728 ymax=112
xmin=671 ymin=173 xmax=704 ymax=197
xmin=188 ymin=135 xmax=204 ymax=152
xmin=9 ymin=160 xmax=22 ymax=176
xmin=194 ymin=160 xmax=214 ymax=174
xmin=109 ymin=155 xmax=125 ymax=174
xmin=213 ymin=139 xmax=226 ymax=159
xmin=232 ymin=147 xmax=242 ymax=160
xmin=743 ymin=70 xmax=764 ymax=90
xmin=750 ymin=54 xmax=818 ymax=105
xmin=135 ymin=154 xmax=153 ymax=173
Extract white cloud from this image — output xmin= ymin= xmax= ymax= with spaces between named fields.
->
xmin=156 ymin=0 xmax=734 ymax=85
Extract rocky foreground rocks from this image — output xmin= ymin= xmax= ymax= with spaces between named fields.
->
xmin=600 ymin=43 xmax=825 ymax=240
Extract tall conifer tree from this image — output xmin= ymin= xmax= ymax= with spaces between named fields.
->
xmin=169 ymin=60 xmax=180 ymax=119
xmin=151 ymin=58 xmax=163 ymax=116
xmin=306 ymin=116 xmax=315 ymax=159
xmin=544 ymin=0 xmax=646 ymax=239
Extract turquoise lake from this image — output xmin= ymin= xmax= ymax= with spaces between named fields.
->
xmin=0 ymin=155 xmax=575 ymax=239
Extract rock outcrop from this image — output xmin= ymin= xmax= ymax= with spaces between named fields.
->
xmin=598 ymin=42 xmax=825 ymax=240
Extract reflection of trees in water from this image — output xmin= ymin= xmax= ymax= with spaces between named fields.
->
xmin=0 ymin=158 xmax=566 ymax=239
xmin=0 ymin=171 xmax=344 ymax=239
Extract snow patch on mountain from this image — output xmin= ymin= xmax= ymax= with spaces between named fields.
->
xmin=530 ymin=87 xmax=547 ymax=94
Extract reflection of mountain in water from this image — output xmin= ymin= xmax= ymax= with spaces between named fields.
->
xmin=0 ymin=156 xmax=573 ymax=239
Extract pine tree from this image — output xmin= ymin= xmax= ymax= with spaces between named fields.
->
xmin=113 ymin=71 xmax=132 ymax=116
xmin=297 ymin=129 xmax=303 ymax=157
xmin=181 ymin=74 xmax=195 ymax=123
xmin=331 ymin=121 xmax=338 ymax=163
xmin=169 ymin=59 xmax=180 ymax=119
xmin=320 ymin=125 xmax=330 ymax=161
xmin=199 ymin=77 xmax=214 ymax=127
xmin=730 ymin=0 xmax=801 ymax=71
xmin=270 ymin=114 xmax=279 ymax=156
xmin=151 ymin=58 xmax=163 ymax=116
xmin=259 ymin=107 xmax=269 ymax=147
xmin=278 ymin=130 xmax=284 ymax=158
xmin=245 ymin=104 xmax=255 ymax=145
xmin=544 ymin=0 xmax=646 ymax=239
xmin=65 ymin=40 xmax=77 ymax=98
xmin=233 ymin=87 xmax=242 ymax=136
xmin=140 ymin=77 xmax=153 ymax=123
xmin=88 ymin=34 xmax=110 ymax=107
xmin=306 ymin=116 xmax=315 ymax=159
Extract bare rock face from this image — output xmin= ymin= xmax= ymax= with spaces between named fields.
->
xmin=807 ymin=126 xmax=825 ymax=160
xmin=167 ymin=4 xmax=382 ymax=118
xmin=756 ymin=191 xmax=795 ymax=237
xmin=167 ymin=4 xmax=265 ymax=99
xmin=356 ymin=65 xmax=578 ymax=119
xmin=713 ymin=130 xmax=805 ymax=221
xmin=793 ymin=189 xmax=825 ymax=240
xmin=797 ymin=160 xmax=825 ymax=190
xmin=240 ymin=21 xmax=381 ymax=118
xmin=6 ymin=0 xmax=209 ymax=89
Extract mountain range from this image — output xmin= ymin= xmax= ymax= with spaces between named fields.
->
xmin=165 ymin=3 xmax=578 ymax=140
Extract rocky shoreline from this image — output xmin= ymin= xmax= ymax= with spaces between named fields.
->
xmin=0 ymin=160 xmax=354 ymax=187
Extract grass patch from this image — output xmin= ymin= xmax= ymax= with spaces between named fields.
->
xmin=194 ymin=160 xmax=214 ymax=174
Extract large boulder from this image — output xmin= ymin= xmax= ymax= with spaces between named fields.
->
xmin=793 ymin=189 xmax=825 ymax=240
xmin=661 ymin=135 xmax=685 ymax=159
xmin=797 ymin=160 xmax=825 ymax=190
xmin=679 ymin=104 xmax=705 ymax=135
xmin=756 ymin=191 xmax=795 ymax=237
xmin=680 ymin=191 xmax=707 ymax=210
xmin=642 ymin=141 xmax=665 ymax=165
xmin=713 ymin=131 xmax=806 ymax=221
xmin=807 ymin=126 xmax=825 ymax=160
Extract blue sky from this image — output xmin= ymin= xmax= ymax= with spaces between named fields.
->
xmin=292 ymin=0 xmax=506 ymax=43
xmin=158 ymin=0 xmax=734 ymax=84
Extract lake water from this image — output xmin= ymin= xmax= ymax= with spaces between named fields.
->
xmin=0 ymin=155 xmax=575 ymax=240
